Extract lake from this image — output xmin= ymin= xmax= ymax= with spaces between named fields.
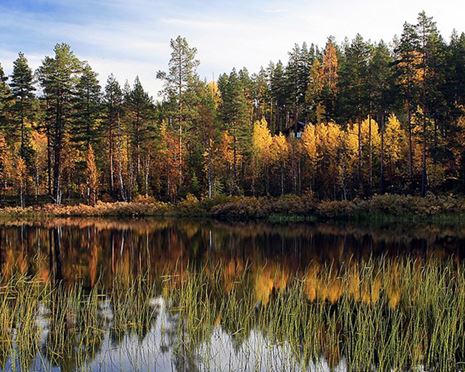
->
xmin=1 ymin=218 xmax=465 ymax=371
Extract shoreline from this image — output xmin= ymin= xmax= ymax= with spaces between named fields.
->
xmin=1 ymin=194 xmax=465 ymax=224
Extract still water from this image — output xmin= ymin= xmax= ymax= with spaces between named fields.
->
xmin=1 ymin=218 xmax=465 ymax=371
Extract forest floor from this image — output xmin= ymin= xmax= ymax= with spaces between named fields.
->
xmin=1 ymin=193 xmax=465 ymax=224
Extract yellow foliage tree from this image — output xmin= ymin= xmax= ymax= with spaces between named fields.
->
xmin=382 ymin=114 xmax=409 ymax=188
xmin=14 ymin=156 xmax=27 ymax=207
xmin=0 ymin=135 xmax=14 ymax=197
xmin=339 ymin=127 xmax=359 ymax=198
xmin=252 ymin=118 xmax=273 ymax=194
xmin=270 ymin=132 xmax=289 ymax=194
xmin=321 ymin=38 xmax=339 ymax=93
xmin=360 ymin=117 xmax=381 ymax=189
xmin=207 ymin=81 xmax=222 ymax=109
xmin=86 ymin=144 xmax=99 ymax=206
xmin=252 ymin=118 xmax=273 ymax=162
xmin=384 ymin=114 xmax=407 ymax=165
xmin=315 ymin=122 xmax=342 ymax=197
xmin=31 ymin=130 xmax=48 ymax=198
xmin=301 ymin=124 xmax=317 ymax=167
xmin=301 ymin=124 xmax=317 ymax=189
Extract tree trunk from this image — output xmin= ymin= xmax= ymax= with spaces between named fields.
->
xmin=421 ymin=112 xmax=428 ymax=197
xmin=265 ymin=164 xmax=269 ymax=196
xmin=407 ymin=107 xmax=413 ymax=184
xmin=116 ymin=114 xmax=126 ymax=201
xmin=19 ymin=183 xmax=24 ymax=208
xmin=358 ymin=119 xmax=362 ymax=192
xmin=46 ymin=126 xmax=52 ymax=196
xmin=368 ymin=115 xmax=373 ymax=193
xmin=207 ymin=146 xmax=212 ymax=198
xmin=53 ymin=113 xmax=62 ymax=204
xmin=380 ymin=113 xmax=385 ymax=194
xmin=109 ymin=124 xmax=114 ymax=196
xmin=144 ymin=157 xmax=149 ymax=197
xmin=233 ymin=134 xmax=237 ymax=193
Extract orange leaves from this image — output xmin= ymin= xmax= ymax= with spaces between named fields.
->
xmin=86 ymin=144 xmax=99 ymax=206
xmin=385 ymin=114 xmax=408 ymax=165
xmin=301 ymin=124 xmax=317 ymax=166
xmin=321 ymin=38 xmax=339 ymax=93
xmin=397 ymin=49 xmax=424 ymax=86
xmin=218 ymin=130 xmax=236 ymax=169
xmin=253 ymin=118 xmax=291 ymax=171
xmin=270 ymin=133 xmax=289 ymax=164
xmin=252 ymin=118 xmax=273 ymax=163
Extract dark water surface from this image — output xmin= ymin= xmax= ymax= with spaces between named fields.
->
xmin=1 ymin=218 xmax=465 ymax=371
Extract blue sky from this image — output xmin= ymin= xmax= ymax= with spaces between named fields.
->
xmin=0 ymin=0 xmax=463 ymax=97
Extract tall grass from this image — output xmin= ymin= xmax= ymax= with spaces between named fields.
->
xmin=1 ymin=257 xmax=465 ymax=371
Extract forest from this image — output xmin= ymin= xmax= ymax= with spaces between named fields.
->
xmin=0 ymin=11 xmax=464 ymax=206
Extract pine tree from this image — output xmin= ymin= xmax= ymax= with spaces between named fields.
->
xmin=447 ymin=32 xmax=465 ymax=108
xmin=320 ymin=37 xmax=339 ymax=122
xmin=0 ymin=63 xmax=12 ymax=135
xmin=193 ymin=82 xmax=219 ymax=198
xmin=251 ymin=67 xmax=270 ymax=123
xmin=72 ymin=63 xmax=101 ymax=151
xmin=10 ymin=52 xmax=36 ymax=164
xmin=368 ymin=41 xmax=395 ymax=193
xmin=305 ymin=59 xmax=324 ymax=123
xmin=218 ymin=69 xmax=250 ymax=193
xmin=414 ymin=11 xmax=446 ymax=196
xmin=126 ymin=77 xmax=153 ymax=196
xmin=37 ymin=43 xmax=82 ymax=203
xmin=338 ymin=34 xmax=370 ymax=190
xmin=156 ymin=36 xmax=199 ymax=192
xmin=269 ymin=61 xmax=287 ymax=132
xmin=394 ymin=21 xmax=421 ymax=184
xmin=285 ymin=43 xmax=314 ymax=124
xmin=103 ymin=74 xmax=125 ymax=199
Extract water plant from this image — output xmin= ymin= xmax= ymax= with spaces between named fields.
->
xmin=1 ymin=256 xmax=465 ymax=371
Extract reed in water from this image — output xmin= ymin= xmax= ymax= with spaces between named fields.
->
xmin=1 ymin=256 xmax=465 ymax=371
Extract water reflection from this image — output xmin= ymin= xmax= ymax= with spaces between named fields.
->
xmin=1 ymin=218 xmax=465 ymax=371
xmin=1 ymin=218 xmax=464 ymax=288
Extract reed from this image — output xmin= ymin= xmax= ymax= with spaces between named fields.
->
xmin=1 ymin=256 xmax=464 ymax=371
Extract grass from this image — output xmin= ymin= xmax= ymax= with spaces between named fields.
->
xmin=3 ymin=193 xmax=465 ymax=224
xmin=1 ymin=256 xmax=465 ymax=371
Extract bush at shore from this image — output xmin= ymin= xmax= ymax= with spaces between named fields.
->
xmin=1 ymin=193 xmax=465 ymax=221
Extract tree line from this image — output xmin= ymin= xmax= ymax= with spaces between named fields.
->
xmin=0 ymin=11 xmax=464 ymax=205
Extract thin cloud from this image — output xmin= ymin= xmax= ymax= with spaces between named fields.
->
xmin=0 ymin=0 xmax=464 ymax=97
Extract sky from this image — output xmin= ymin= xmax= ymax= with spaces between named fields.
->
xmin=0 ymin=0 xmax=463 ymax=99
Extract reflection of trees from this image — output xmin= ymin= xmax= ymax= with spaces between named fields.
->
xmin=42 ymin=287 xmax=79 ymax=371
xmin=109 ymin=278 xmax=159 ymax=347
xmin=2 ymin=218 xmax=465 ymax=370
xmin=1 ymin=219 xmax=465 ymax=291
xmin=169 ymin=256 xmax=465 ymax=370
xmin=41 ymin=287 xmax=106 ymax=371
xmin=0 ymin=255 xmax=464 ymax=371
xmin=2 ymin=218 xmax=465 ymax=291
